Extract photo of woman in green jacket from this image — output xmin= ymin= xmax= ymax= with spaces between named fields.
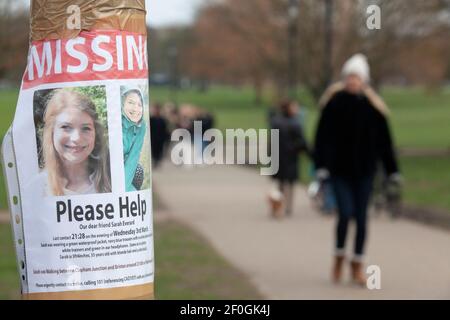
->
xmin=121 ymin=85 xmax=147 ymax=192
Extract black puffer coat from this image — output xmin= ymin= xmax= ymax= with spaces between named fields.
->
xmin=314 ymin=89 xmax=399 ymax=179
xmin=271 ymin=114 xmax=309 ymax=182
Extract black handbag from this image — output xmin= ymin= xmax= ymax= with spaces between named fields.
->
xmin=132 ymin=163 xmax=144 ymax=190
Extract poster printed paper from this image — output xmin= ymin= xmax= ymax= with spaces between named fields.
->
xmin=6 ymin=30 xmax=154 ymax=294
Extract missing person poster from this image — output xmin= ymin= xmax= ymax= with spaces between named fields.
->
xmin=2 ymin=1 xmax=154 ymax=300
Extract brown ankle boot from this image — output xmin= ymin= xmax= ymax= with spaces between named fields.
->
xmin=332 ymin=256 xmax=345 ymax=283
xmin=350 ymin=261 xmax=367 ymax=287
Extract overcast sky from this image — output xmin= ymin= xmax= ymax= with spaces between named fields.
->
xmin=14 ymin=0 xmax=205 ymax=27
xmin=146 ymin=0 xmax=205 ymax=27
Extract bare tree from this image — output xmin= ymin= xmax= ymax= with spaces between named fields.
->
xmin=0 ymin=1 xmax=29 ymax=82
xmin=178 ymin=0 xmax=450 ymax=101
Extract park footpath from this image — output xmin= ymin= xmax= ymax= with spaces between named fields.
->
xmin=153 ymin=161 xmax=450 ymax=300
xmin=0 ymin=210 xmax=9 ymax=224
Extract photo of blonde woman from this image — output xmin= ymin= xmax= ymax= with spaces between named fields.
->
xmin=35 ymin=88 xmax=111 ymax=196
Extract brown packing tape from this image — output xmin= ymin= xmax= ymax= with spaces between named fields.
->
xmin=23 ymin=283 xmax=154 ymax=300
xmin=31 ymin=0 xmax=147 ymax=41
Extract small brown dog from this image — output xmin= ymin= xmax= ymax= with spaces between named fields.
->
xmin=268 ymin=187 xmax=284 ymax=219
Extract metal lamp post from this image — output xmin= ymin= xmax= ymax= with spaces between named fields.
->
xmin=324 ymin=0 xmax=334 ymax=88
xmin=288 ymin=0 xmax=299 ymax=98
xmin=168 ymin=44 xmax=179 ymax=106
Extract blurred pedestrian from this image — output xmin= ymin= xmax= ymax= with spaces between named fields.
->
xmin=270 ymin=100 xmax=310 ymax=218
xmin=314 ymin=54 xmax=401 ymax=286
xmin=198 ymin=110 xmax=215 ymax=152
xmin=150 ymin=102 xmax=169 ymax=168
xmin=162 ymin=102 xmax=179 ymax=133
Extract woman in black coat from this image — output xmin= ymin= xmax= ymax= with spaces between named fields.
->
xmin=314 ymin=54 xmax=401 ymax=286
xmin=270 ymin=100 xmax=310 ymax=217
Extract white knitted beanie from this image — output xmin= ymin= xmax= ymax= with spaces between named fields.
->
xmin=341 ymin=53 xmax=370 ymax=83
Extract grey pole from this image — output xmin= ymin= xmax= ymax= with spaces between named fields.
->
xmin=168 ymin=45 xmax=179 ymax=107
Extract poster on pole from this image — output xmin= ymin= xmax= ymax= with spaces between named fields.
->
xmin=1 ymin=1 xmax=154 ymax=300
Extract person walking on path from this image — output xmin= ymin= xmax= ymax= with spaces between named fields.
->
xmin=314 ymin=54 xmax=401 ymax=286
xmin=270 ymin=100 xmax=310 ymax=218
xmin=150 ymin=102 xmax=169 ymax=168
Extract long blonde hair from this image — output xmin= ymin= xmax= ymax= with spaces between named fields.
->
xmin=42 ymin=89 xmax=111 ymax=196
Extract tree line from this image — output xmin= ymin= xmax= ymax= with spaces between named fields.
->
xmin=1 ymin=0 xmax=449 ymax=102
xmin=151 ymin=0 xmax=450 ymax=102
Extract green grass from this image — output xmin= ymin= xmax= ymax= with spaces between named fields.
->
xmin=0 ymin=220 xmax=262 ymax=300
xmin=383 ymin=87 xmax=450 ymax=149
xmin=400 ymin=155 xmax=450 ymax=211
xmin=150 ymin=86 xmax=450 ymax=148
xmin=1 ymin=86 xmax=450 ymax=212
xmin=150 ymin=86 xmax=317 ymax=129
xmin=0 ymin=89 xmax=18 ymax=210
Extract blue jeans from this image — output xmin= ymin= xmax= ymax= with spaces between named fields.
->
xmin=331 ymin=175 xmax=374 ymax=256
xmin=322 ymin=181 xmax=337 ymax=213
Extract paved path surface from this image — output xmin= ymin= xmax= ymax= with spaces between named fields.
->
xmin=154 ymin=162 xmax=450 ymax=299
xmin=0 ymin=210 xmax=10 ymax=224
